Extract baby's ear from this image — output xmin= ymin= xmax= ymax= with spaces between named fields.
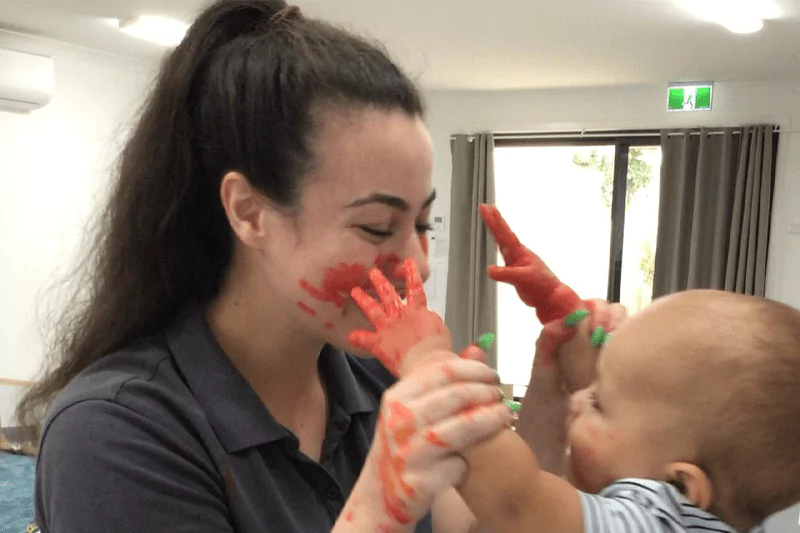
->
xmin=665 ymin=462 xmax=713 ymax=510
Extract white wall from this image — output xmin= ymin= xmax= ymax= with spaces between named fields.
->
xmin=0 ymin=32 xmax=155 ymax=381
xmin=424 ymin=82 xmax=800 ymax=312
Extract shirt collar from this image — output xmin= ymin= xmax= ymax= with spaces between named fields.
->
xmin=166 ymin=308 xmax=374 ymax=454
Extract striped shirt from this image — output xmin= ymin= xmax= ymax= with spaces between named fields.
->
xmin=580 ymin=479 xmax=765 ymax=533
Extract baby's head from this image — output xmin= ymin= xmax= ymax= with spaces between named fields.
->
xmin=567 ymin=289 xmax=800 ymax=531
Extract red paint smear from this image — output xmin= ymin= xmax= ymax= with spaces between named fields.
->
xmin=386 ymin=402 xmax=416 ymax=449
xmin=376 ymin=401 xmax=419 ymax=525
xmin=462 ymin=403 xmax=481 ymax=421
xmin=324 ymin=322 xmax=335 ymax=329
xmin=297 ymin=302 xmax=317 ymax=317
xmin=298 ymin=254 xmax=403 ymax=310
xmin=344 ymin=511 xmax=355 ymax=522
xmin=375 ymin=253 xmax=402 ymax=278
xmin=424 ymin=430 xmax=449 ymax=448
xmin=440 ymin=362 xmax=457 ymax=383
xmin=299 ymin=263 xmax=368 ymax=308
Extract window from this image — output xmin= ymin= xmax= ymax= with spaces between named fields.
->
xmin=493 ymin=134 xmax=661 ymax=393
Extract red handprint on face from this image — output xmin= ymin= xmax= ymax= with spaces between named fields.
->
xmin=480 ymin=203 xmax=583 ymax=324
xmin=348 ymin=258 xmax=450 ymax=376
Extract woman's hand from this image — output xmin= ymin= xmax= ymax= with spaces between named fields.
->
xmin=338 ymin=357 xmax=513 ymax=532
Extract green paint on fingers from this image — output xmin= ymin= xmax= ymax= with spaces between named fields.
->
xmin=590 ymin=327 xmax=607 ymax=347
xmin=477 ymin=332 xmax=496 ymax=351
xmin=564 ymin=309 xmax=590 ymax=327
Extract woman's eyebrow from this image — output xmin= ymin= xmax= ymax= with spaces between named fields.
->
xmin=346 ymin=190 xmax=436 ymax=212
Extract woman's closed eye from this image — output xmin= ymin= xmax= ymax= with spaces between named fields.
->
xmin=359 ymin=223 xmax=433 ymax=238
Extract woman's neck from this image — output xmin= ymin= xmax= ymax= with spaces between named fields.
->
xmin=205 ymin=264 xmax=326 ymax=413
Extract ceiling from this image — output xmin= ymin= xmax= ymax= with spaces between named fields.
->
xmin=2 ymin=0 xmax=800 ymax=90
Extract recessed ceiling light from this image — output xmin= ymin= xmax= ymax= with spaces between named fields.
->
xmin=678 ymin=0 xmax=781 ymax=34
xmin=115 ymin=16 xmax=189 ymax=47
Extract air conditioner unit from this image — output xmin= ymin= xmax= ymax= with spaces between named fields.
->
xmin=0 ymin=47 xmax=55 ymax=113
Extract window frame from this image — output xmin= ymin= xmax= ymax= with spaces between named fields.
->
xmin=494 ymin=133 xmax=661 ymax=302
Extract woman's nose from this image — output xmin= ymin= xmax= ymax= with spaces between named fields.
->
xmin=405 ymin=233 xmax=430 ymax=282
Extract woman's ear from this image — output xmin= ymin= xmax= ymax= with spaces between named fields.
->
xmin=219 ymin=172 xmax=272 ymax=249
xmin=666 ymin=462 xmax=713 ymax=510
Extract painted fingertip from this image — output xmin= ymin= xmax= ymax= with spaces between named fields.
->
xmin=494 ymin=370 xmax=502 ymax=384
xmin=564 ymin=309 xmax=590 ymax=327
xmin=496 ymin=387 xmax=506 ymax=401
xmin=504 ymin=399 xmax=521 ymax=413
xmin=602 ymin=332 xmax=613 ymax=345
xmin=477 ymin=332 xmax=496 ymax=351
xmin=590 ymin=327 xmax=606 ymax=347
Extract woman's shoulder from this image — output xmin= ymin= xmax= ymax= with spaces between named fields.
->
xmin=43 ymin=334 xmax=196 ymax=442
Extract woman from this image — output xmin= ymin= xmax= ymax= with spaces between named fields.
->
xmin=18 ymin=1 xmax=512 ymax=532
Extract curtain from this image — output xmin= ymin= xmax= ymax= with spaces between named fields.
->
xmin=653 ymin=126 xmax=778 ymax=298
xmin=445 ymin=134 xmax=497 ymax=368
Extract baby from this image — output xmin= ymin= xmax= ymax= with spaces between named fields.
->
xmin=350 ymin=262 xmax=800 ymax=533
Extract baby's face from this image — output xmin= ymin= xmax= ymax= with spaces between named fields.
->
xmin=566 ymin=298 xmax=703 ymax=493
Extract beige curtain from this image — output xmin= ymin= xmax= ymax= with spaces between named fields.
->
xmin=445 ymin=134 xmax=497 ymax=368
xmin=653 ymin=126 xmax=778 ymax=298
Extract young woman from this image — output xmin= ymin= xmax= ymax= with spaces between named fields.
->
xmin=19 ymin=1 xmax=624 ymax=531
xmin=19 ymin=1 xmax=512 ymax=532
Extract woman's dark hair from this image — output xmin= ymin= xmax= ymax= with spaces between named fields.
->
xmin=17 ymin=0 xmax=424 ymax=439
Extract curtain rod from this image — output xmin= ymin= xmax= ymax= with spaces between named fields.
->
xmin=451 ymin=127 xmax=783 ymax=141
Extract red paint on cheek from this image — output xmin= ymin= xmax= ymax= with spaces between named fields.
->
xmin=299 ymin=263 xmax=369 ymax=308
xmin=297 ymin=302 xmax=317 ymax=317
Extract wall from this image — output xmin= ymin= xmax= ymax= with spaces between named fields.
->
xmin=0 ymin=32 xmax=155 ymax=381
xmin=424 ymin=82 xmax=800 ymax=313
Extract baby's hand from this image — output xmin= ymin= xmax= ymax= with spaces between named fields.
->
xmin=349 ymin=258 xmax=454 ymax=377
xmin=536 ymin=300 xmax=628 ymax=393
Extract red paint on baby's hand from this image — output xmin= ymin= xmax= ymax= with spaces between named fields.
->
xmin=348 ymin=259 xmax=449 ymax=376
xmin=480 ymin=203 xmax=583 ymax=323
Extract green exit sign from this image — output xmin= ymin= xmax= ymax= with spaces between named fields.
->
xmin=667 ymin=83 xmax=713 ymax=112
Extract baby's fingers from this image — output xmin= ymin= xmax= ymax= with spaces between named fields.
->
xmin=404 ymin=258 xmax=427 ymax=308
xmin=350 ymin=287 xmax=387 ymax=327
xmin=368 ymin=268 xmax=403 ymax=317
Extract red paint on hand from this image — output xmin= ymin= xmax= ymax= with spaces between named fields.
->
xmin=348 ymin=259 xmax=447 ymax=376
xmin=424 ymin=430 xmax=450 ymax=449
xmin=375 ymin=400 xmax=419 ymax=525
xmin=480 ymin=203 xmax=582 ymax=324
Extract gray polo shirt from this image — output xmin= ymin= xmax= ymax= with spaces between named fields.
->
xmin=34 ymin=309 xmax=433 ymax=533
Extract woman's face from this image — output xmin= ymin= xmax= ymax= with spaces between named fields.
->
xmin=256 ymin=107 xmax=435 ymax=353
